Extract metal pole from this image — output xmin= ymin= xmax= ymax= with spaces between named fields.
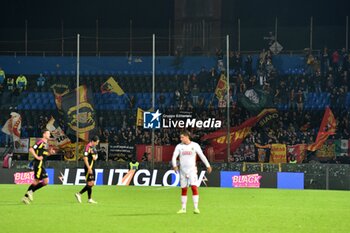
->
xmin=61 ymin=20 xmax=64 ymax=56
xmin=75 ymin=34 xmax=80 ymax=165
xmin=226 ymin=35 xmax=230 ymax=163
xmin=25 ymin=20 xmax=28 ymax=56
xmin=346 ymin=16 xmax=349 ymax=51
xmin=151 ymin=34 xmax=155 ymax=170
xmin=202 ymin=19 xmax=205 ymax=51
xmin=96 ymin=19 xmax=99 ymax=56
xmin=275 ymin=17 xmax=278 ymax=42
xmin=168 ymin=19 xmax=171 ymax=56
xmin=129 ymin=19 xmax=133 ymax=59
xmin=238 ymin=19 xmax=241 ymax=52
xmin=326 ymin=166 xmax=329 ymax=190
xmin=310 ymin=16 xmax=313 ymax=51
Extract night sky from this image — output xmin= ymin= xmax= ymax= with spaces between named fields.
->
xmin=1 ymin=0 xmax=349 ymax=29
xmin=0 ymin=0 xmax=174 ymax=28
xmin=0 ymin=0 xmax=349 ymax=51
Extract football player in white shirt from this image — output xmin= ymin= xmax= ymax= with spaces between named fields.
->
xmin=172 ymin=130 xmax=212 ymax=214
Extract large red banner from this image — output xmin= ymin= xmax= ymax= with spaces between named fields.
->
xmin=136 ymin=145 xmax=175 ymax=162
xmin=201 ymin=109 xmax=277 ymax=155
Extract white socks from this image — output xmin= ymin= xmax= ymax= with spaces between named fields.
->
xmin=181 ymin=195 xmax=199 ymax=209
xmin=193 ymin=195 xmax=199 ymax=209
xmin=181 ymin=195 xmax=187 ymax=209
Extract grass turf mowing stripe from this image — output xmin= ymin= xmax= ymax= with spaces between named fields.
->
xmin=0 ymin=185 xmax=349 ymax=233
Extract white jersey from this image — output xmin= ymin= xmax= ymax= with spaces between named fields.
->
xmin=172 ymin=141 xmax=210 ymax=175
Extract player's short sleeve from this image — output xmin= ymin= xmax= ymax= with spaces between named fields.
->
xmin=32 ymin=140 xmax=41 ymax=150
xmin=84 ymin=145 xmax=90 ymax=157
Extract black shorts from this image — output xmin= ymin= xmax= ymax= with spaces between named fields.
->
xmin=84 ymin=167 xmax=95 ymax=182
xmin=33 ymin=161 xmax=48 ymax=180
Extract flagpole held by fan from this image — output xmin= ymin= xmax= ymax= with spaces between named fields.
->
xmin=75 ymin=34 xmax=80 ymax=166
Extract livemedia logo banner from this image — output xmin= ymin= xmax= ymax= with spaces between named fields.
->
xmin=143 ymin=110 xmax=222 ymax=129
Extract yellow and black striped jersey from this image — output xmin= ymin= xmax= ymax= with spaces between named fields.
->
xmin=32 ymin=139 xmax=49 ymax=161
xmin=84 ymin=142 xmax=97 ymax=168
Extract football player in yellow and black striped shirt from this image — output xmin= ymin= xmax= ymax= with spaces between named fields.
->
xmin=22 ymin=129 xmax=55 ymax=204
xmin=75 ymin=135 xmax=99 ymax=204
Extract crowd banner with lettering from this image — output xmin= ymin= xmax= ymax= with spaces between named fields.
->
xmin=46 ymin=116 xmax=71 ymax=147
xmin=270 ymin=144 xmax=287 ymax=163
xmin=232 ymin=143 xmax=256 ymax=162
xmin=202 ymin=109 xmax=277 ymax=154
xmin=108 ymin=144 xmax=135 ymax=162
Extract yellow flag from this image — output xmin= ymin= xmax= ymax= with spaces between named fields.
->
xmin=101 ymin=77 xmax=125 ymax=95
xmin=136 ymin=108 xmax=144 ymax=127
xmin=136 ymin=107 xmax=154 ymax=127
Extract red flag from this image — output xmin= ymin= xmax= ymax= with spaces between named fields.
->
xmin=214 ymin=74 xmax=227 ymax=100
xmin=202 ymin=109 xmax=277 ymax=154
xmin=307 ymin=107 xmax=336 ymax=151
xmin=287 ymin=144 xmax=306 ymax=163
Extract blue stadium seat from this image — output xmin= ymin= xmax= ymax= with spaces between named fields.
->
xmin=21 ymin=98 xmax=29 ymax=104
xmin=34 ymin=93 xmax=41 ymax=99
xmin=28 ymin=98 xmax=36 ymax=104
xmin=306 ymin=92 xmax=314 ymax=100
xmin=27 ymin=92 xmax=35 ymax=98
xmin=304 ymin=103 xmax=310 ymax=110
xmin=24 ymin=104 xmax=30 ymax=110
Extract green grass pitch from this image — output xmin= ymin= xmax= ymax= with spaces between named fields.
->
xmin=1 ymin=185 xmax=349 ymax=233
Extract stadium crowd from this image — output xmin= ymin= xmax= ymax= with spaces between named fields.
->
xmin=0 ymin=47 xmax=349 ymax=162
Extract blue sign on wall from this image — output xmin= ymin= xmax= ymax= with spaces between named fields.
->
xmin=46 ymin=168 xmax=54 ymax=185
xmin=277 ymin=172 xmax=304 ymax=189
xmin=220 ymin=171 xmax=240 ymax=187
